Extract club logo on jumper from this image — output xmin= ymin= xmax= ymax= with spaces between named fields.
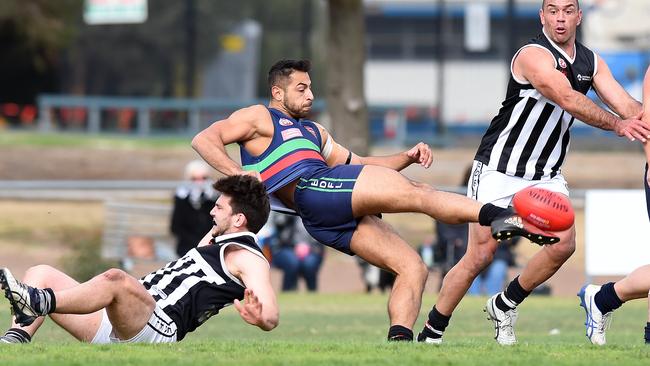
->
xmin=577 ymin=74 xmax=591 ymax=82
xmin=150 ymin=285 xmax=168 ymax=299
xmin=304 ymin=126 xmax=317 ymax=138
xmin=504 ymin=216 xmax=524 ymax=229
xmin=558 ymin=58 xmax=567 ymax=69
xmin=281 ymin=128 xmax=303 ymax=140
xmin=278 ymin=118 xmax=293 ymax=126
xmin=309 ymin=179 xmax=343 ymax=189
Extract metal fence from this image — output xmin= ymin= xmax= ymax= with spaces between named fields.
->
xmin=102 ymin=200 xmax=176 ymax=264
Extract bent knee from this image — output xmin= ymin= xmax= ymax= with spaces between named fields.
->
xmin=548 ymin=238 xmax=576 ymax=259
xmin=100 ymin=268 xmax=128 ymax=282
xmin=393 ymin=257 xmax=428 ymax=282
xmin=463 ymin=250 xmax=495 ymax=275
xmin=25 ymin=264 xmax=57 ymax=277
xmin=24 ymin=264 xmax=59 ymax=283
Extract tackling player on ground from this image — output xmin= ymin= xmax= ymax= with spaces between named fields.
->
xmin=1 ymin=175 xmax=277 ymax=344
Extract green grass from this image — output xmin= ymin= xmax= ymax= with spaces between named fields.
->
xmin=1 ymin=294 xmax=650 ymax=365
xmin=0 ymin=131 xmax=191 ymax=149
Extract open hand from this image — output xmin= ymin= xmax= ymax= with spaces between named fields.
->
xmin=234 ymin=288 xmax=264 ymax=327
xmin=405 ymin=142 xmax=433 ymax=168
xmin=615 ymin=112 xmax=650 ymax=142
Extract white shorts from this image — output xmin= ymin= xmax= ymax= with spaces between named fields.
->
xmin=91 ymin=306 xmax=177 ymax=344
xmin=467 ymin=160 xmax=569 ymax=208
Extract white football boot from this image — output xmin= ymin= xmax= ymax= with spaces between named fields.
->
xmin=485 ymin=293 xmax=518 ymax=345
xmin=578 ymin=284 xmax=612 ymax=346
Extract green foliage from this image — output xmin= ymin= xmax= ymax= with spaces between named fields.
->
xmin=1 ymin=294 xmax=650 ymax=365
xmin=0 ymin=0 xmax=81 ymax=103
xmin=0 ymin=0 xmax=324 ymax=101
xmin=59 ymin=229 xmax=119 ymax=282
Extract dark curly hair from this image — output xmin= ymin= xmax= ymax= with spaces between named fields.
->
xmin=213 ymin=175 xmax=270 ymax=233
xmin=267 ymin=59 xmax=311 ymax=91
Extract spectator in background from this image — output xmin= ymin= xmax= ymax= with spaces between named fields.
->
xmin=269 ymin=212 xmax=324 ymax=292
xmin=357 ymin=259 xmax=396 ymax=294
xmin=418 ymin=235 xmax=435 ymax=271
xmin=430 ymin=166 xmax=520 ymax=296
xmin=430 ymin=167 xmax=473 ymax=291
xmin=432 ymin=218 xmax=468 ymax=292
xmin=468 ymin=237 xmax=520 ymax=296
xmin=170 ymin=160 xmax=219 ymax=257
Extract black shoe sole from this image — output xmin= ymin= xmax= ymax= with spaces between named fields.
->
xmin=492 ymin=218 xmax=559 ymax=246
xmin=494 ymin=227 xmax=559 ymax=245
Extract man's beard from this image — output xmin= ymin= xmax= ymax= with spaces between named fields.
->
xmin=283 ymin=99 xmax=308 ymax=118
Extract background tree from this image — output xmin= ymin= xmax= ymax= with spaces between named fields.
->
xmin=0 ymin=0 xmax=79 ymax=104
xmin=326 ymin=0 xmax=368 ymax=155
xmin=0 ymin=0 xmax=322 ymax=101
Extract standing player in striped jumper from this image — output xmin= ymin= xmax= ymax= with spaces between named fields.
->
xmin=192 ymin=59 xmax=557 ymax=342
xmin=0 ymin=175 xmax=277 ymax=344
xmin=418 ymin=0 xmax=650 ymax=345
xmin=577 ymin=66 xmax=650 ymax=346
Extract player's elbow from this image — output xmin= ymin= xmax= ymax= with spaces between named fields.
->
xmin=190 ymin=131 xmax=207 ymax=153
xmin=261 ymin=313 xmax=279 ymax=331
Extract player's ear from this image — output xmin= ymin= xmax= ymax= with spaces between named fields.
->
xmin=233 ymin=212 xmax=247 ymax=229
xmin=271 ymin=85 xmax=284 ymax=102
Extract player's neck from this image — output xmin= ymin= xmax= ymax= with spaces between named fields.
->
xmin=559 ymin=42 xmax=576 ymax=59
xmin=268 ymin=101 xmax=298 ymax=120
xmin=543 ymin=28 xmax=576 ymax=59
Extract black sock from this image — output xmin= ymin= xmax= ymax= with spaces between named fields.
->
xmin=644 ymin=322 xmax=650 ymax=344
xmin=32 ymin=287 xmax=56 ymax=315
xmin=1 ymin=328 xmax=32 ymax=343
xmin=594 ymin=282 xmax=623 ymax=314
xmin=417 ymin=306 xmax=450 ymax=341
xmin=496 ymin=276 xmax=530 ymax=312
xmin=387 ymin=325 xmax=413 ymax=342
xmin=46 ymin=288 xmax=56 ymax=314
xmin=478 ymin=204 xmax=507 ymax=226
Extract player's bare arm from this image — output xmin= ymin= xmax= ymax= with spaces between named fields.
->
xmin=314 ymin=123 xmax=432 ymax=170
xmin=515 ymin=47 xmax=649 ymax=142
xmin=227 ymin=247 xmax=278 ymax=331
xmin=592 ymin=54 xmax=649 ymax=142
xmin=192 ymin=105 xmax=270 ymax=178
xmin=592 ymin=55 xmax=642 ymax=119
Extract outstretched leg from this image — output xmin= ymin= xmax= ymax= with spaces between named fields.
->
xmin=2 ymin=266 xmax=155 ymax=342
xmin=351 ymin=165 xmax=557 ymax=245
xmin=350 ymin=215 xmax=428 ymax=341
xmin=351 ymin=165 xmax=481 ymax=224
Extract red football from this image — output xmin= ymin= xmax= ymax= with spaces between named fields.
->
xmin=512 ymin=187 xmax=574 ymax=231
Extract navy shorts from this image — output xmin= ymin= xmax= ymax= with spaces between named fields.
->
xmin=294 ymin=164 xmax=364 ymax=255
xmin=643 ymin=163 xmax=650 ymax=220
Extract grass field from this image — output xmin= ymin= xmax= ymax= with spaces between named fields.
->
xmin=1 ymin=293 xmax=650 ymax=365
